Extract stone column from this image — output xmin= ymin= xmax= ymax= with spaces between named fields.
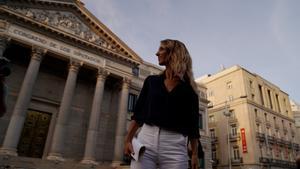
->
xmin=47 ymin=61 xmax=81 ymax=161
xmin=0 ymin=36 xmax=8 ymax=57
xmin=112 ymin=77 xmax=130 ymax=166
xmin=81 ymin=68 xmax=109 ymax=165
xmin=0 ymin=47 xmax=46 ymax=156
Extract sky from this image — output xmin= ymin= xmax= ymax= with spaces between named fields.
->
xmin=81 ymin=0 xmax=300 ymax=102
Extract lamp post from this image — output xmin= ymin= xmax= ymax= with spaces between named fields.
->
xmin=223 ymin=101 xmax=232 ymax=169
xmin=208 ymin=95 xmax=247 ymax=169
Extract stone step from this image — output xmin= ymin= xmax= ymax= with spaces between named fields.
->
xmin=0 ymin=155 xmax=114 ymax=169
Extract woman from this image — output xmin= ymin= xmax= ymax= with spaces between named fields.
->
xmin=124 ymin=39 xmax=200 ymax=169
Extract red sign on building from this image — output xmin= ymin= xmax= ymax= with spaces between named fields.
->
xmin=241 ymin=128 xmax=247 ymax=153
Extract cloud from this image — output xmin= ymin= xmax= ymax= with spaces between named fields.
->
xmin=81 ymin=0 xmax=129 ymax=34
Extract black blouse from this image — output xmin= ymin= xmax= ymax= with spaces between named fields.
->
xmin=132 ymin=74 xmax=200 ymax=139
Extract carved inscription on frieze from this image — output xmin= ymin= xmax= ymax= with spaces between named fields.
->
xmin=12 ymin=28 xmax=103 ymax=66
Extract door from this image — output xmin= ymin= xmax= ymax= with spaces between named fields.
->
xmin=17 ymin=110 xmax=51 ymax=158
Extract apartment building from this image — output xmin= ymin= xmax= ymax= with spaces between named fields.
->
xmin=197 ymin=83 xmax=212 ymax=169
xmin=290 ymin=100 xmax=300 ymax=142
xmin=197 ymin=65 xmax=299 ymax=169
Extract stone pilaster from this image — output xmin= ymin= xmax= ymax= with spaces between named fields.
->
xmin=81 ymin=68 xmax=109 ymax=165
xmin=0 ymin=47 xmax=46 ymax=156
xmin=47 ymin=61 xmax=81 ymax=161
xmin=262 ymin=86 xmax=269 ymax=108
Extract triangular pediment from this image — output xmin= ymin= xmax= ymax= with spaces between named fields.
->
xmin=1 ymin=1 xmax=142 ymax=63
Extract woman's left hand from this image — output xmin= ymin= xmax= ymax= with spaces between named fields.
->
xmin=191 ymin=154 xmax=199 ymax=169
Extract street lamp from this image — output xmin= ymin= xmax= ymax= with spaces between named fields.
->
xmin=208 ymin=95 xmax=247 ymax=169
xmin=223 ymin=101 xmax=232 ymax=169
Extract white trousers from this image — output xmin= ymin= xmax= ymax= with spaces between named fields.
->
xmin=130 ymin=124 xmax=188 ymax=169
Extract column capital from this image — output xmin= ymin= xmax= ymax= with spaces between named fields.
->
xmin=97 ymin=67 xmax=109 ymax=80
xmin=68 ymin=60 xmax=81 ymax=73
xmin=31 ymin=46 xmax=47 ymax=61
xmin=122 ymin=77 xmax=131 ymax=89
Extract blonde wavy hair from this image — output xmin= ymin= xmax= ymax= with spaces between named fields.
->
xmin=160 ymin=39 xmax=198 ymax=94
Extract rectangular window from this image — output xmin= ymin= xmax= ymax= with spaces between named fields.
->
xmin=276 ymin=94 xmax=281 ymax=112
xmin=258 ymin=85 xmax=264 ymax=105
xmin=227 ymin=81 xmax=232 ymax=89
xmin=267 ymin=127 xmax=272 ymax=136
xmin=199 ymin=113 xmax=203 ymax=129
xmin=267 ymin=90 xmax=273 ymax=109
xmin=264 ymin=113 xmax=268 ymax=121
xmin=233 ymin=147 xmax=240 ymax=159
xmin=127 ymin=93 xmax=138 ymax=112
xmin=249 ymin=80 xmax=253 ymax=88
xmin=231 ymin=124 xmax=237 ymax=136
xmin=281 ymin=150 xmax=284 ymax=160
xmin=212 ymin=150 xmax=217 ymax=160
xmin=276 ymin=130 xmax=280 ymax=138
xmin=210 ymin=128 xmax=216 ymax=138
xmin=270 ymin=148 xmax=274 ymax=158
xmin=285 ymin=133 xmax=288 ymax=141
xmin=251 ymin=94 xmax=255 ymax=101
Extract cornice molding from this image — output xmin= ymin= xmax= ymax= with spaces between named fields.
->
xmin=0 ymin=0 xmax=142 ymax=64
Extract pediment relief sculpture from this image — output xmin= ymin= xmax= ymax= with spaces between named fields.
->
xmin=6 ymin=6 xmax=119 ymax=52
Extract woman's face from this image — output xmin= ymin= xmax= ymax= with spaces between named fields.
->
xmin=156 ymin=43 xmax=169 ymax=66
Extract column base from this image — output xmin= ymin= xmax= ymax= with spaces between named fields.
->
xmin=46 ymin=153 xmax=65 ymax=162
xmin=81 ymin=159 xmax=98 ymax=165
xmin=0 ymin=147 xmax=18 ymax=156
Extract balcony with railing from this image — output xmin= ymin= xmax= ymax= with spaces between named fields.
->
xmin=231 ymin=157 xmax=243 ymax=165
xmin=286 ymin=141 xmax=293 ymax=149
xmin=293 ymin=143 xmax=300 ymax=150
xmin=229 ymin=133 xmax=240 ymax=142
xmin=256 ymin=132 xmax=265 ymax=142
xmin=211 ymin=136 xmax=218 ymax=144
xmin=255 ymin=117 xmax=262 ymax=123
xmin=211 ymin=145 xmax=217 ymax=151
xmin=276 ymin=138 xmax=285 ymax=146
xmin=267 ymin=135 xmax=276 ymax=144
xmin=259 ymin=157 xmax=296 ymax=168
xmin=270 ymin=159 xmax=292 ymax=168
xmin=259 ymin=157 xmax=270 ymax=163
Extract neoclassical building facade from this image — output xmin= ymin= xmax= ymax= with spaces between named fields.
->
xmin=0 ymin=0 xmax=163 ymax=168
xmin=0 ymin=0 xmax=210 ymax=169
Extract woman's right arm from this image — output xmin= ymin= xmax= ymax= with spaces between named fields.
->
xmin=124 ymin=120 xmax=140 ymax=156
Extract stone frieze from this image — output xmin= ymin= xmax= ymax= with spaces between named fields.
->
xmin=6 ymin=6 xmax=118 ymax=52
